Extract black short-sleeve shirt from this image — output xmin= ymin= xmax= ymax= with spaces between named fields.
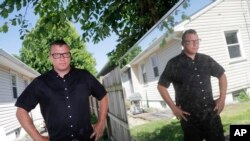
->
xmin=158 ymin=52 xmax=225 ymax=113
xmin=15 ymin=67 xmax=107 ymax=141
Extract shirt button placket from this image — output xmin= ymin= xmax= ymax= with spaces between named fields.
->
xmin=199 ymin=78 xmax=207 ymax=107
xmin=194 ymin=63 xmax=206 ymax=107
xmin=63 ymin=78 xmax=74 ymax=137
xmin=193 ymin=59 xmax=197 ymax=71
xmin=71 ymin=134 xmax=75 ymax=141
xmin=202 ymin=88 xmax=206 ymax=100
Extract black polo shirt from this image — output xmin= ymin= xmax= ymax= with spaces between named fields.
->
xmin=15 ymin=67 xmax=107 ymax=141
xmin=158 ymin=52 xmax=224 ymax=117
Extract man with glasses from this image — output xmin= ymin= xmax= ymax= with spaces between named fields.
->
xmin=157 ymin=29 xmax=227 ymax=141
xmin=15 ymin=40 xmax=108 ymax=141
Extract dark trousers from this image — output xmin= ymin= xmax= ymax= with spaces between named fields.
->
xmin=50 ymin=127 xmax=95 ymax=141
xmin=180 ymin=114 xmax=225 ymax=141
xmin=51 ymin=135 xmax=95 ymax=141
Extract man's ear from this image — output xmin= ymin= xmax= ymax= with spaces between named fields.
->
xmin=181 ymin=41 xmax=184 ymax=46
xmin=49 ymin=54 xmax=53 ymax=63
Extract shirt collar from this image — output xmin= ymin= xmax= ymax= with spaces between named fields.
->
xmin=180 ymin=50 xmax=200 ymax=61
xmin=51 ymin=65 xmax=76 ymax=78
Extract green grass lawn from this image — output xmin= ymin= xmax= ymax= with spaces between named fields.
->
xmin=221 ymin=102 xmax=250 ymax=133
xmin=130 ymin=102 xmax=250 ymax=141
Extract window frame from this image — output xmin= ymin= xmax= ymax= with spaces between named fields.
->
xmin=150 ymin=54 xmax=159 ymax=78
xmin=140 ymin=63 xmax=147 ymax=84
xmin=224 ymin=30 xmax=245 ymax=62
xmin=10 ymin=73 xmax=18 ymax=99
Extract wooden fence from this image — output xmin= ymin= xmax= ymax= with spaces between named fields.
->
xmin=90 ymin=67 xmax=132 ymax=141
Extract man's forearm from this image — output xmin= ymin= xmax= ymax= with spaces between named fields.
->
xmin=219 ymin=73 xmax=227 ymax=100
xmin=98 ymin=94 xmax=109 ymax=123
xmin=157 ymin=84 xmax=176 ymax=110
xmin=16 ymin=108 xmax=41 ymax=140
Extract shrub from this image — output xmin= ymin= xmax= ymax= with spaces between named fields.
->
xmin=235 ymin=90 xmax=250 ymax=102
xmin=90 ymin=114 xmax=111 ymax=141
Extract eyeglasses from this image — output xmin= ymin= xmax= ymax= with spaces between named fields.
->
xmin=183 ymin=39 xmax=201 ymax=46
xmin=51 ymin=52 xmax=71 ymax=59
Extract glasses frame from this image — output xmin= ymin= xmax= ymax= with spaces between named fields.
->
xmin=51 ymin=52 xmax=71 ymax=59
xmin=183 ymin=39 xmax=202 ymax=46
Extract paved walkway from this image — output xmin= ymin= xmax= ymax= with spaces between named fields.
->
xmin=127 ymin=109 xmax=174 ymax=127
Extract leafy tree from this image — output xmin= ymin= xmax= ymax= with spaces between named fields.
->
xmin=0 ymin=0 xmax=189 ymax=67
xmin=20 ymin=16 xmax=97 ymax=74
xmin=116 ymin=46 xmax=141 ymax=68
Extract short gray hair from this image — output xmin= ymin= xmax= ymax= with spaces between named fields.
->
xmin=182 ymin=29 xmax=197 ymax=41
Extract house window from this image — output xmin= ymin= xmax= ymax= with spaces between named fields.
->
xmin=224 ymin=30 xmax=242 ymax=59
xmin=140 ymin=64 xmax=147 ymax=84
xmin=151 ymin=55 xmax=159 ymax=77
xmin=11 ymin=74 xmax=18 ymax=98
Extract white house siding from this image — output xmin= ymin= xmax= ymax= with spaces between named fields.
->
xmin=183 ymin=0 xmax=250 ymax=98
xmin=0 ymin=66 xmax=37 ymax=136
xmin=156 ymin=40 xmax=183 ymax=102
xmin=0 ymin=68 xmax=21 ymax=135
xmin=124 ymin=0 xmax=250 ymax=109
xmin=130 ymin=65 xmax=143 ymax=97
xmin=17 ymin=74 xmax=25 ymax=98
xmin=132 ymin=55 xmax=154 ymax=108
xmin=121 ymin=69 xmax=134 ymax=99
xmin=133 ymin=40 xmax=183 ymax=109
xmin=0 ymin=66 xmax=42 ymax=141
xmin=0 ymin=103 xmax=20 ymax=134
xmin=0 ymin=67 xmax=12 ymax=103
xmin=30 ymin=105 xmax=43 ymax=128
xmin=145 ymin=40 xmax=182 ymax=109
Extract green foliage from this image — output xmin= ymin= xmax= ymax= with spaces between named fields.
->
xmin=20 ymin=16 xmax=97 ymax=74
xmin=90 ymin=114 xmax=111 ymax=141
xmin=90 ymin=114 xmax=98 ymax=124
xmin=0 ymin=22 xmax=8 ymax=33
xmin=221 ymin=102 xmax=250 ymax=133
xmin=131 ymin=120 xmax=183 ymax=141
xmin=109 ymin=45 xmax=141 ymax=68
xmin=0 ymin=0 xmax=182 ymax=67
xmin=125 ymin=100 xmax=131 ymax=110
xmin=235 ymin=90 xmax=250 ymax=102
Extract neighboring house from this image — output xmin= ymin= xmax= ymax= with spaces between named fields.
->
xmin=121 ymin=0 xmax=250 ymax=109
xmin=121 ymin=67 xmax=134 ymax=99
xmin=0 ymin=49 xmax=41 ymax=140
